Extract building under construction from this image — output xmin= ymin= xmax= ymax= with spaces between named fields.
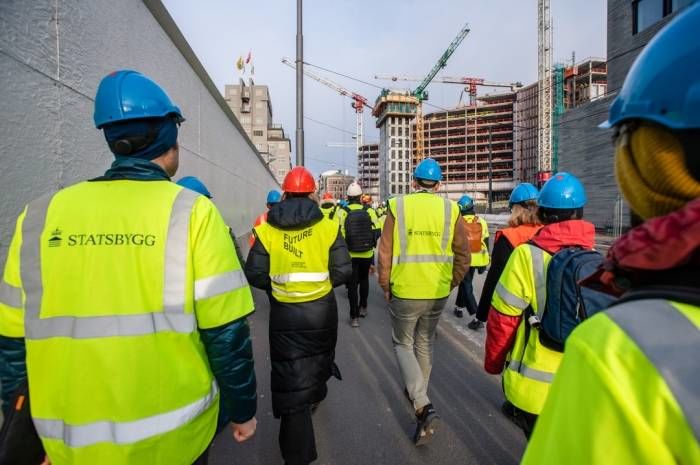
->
xmin=413 ymin=92 xmax=517 ymax=207
xmin=357 ymin=143 xmax=380 ymax=200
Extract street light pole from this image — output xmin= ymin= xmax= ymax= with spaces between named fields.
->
xmin=488 ymin=126 xmax=493 ymax=214
xmin=295 ymin=0 xmax=305 ymax=166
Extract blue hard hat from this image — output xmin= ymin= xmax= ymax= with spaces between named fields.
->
xmin=177 ymin=176 xmax=212 ymax=198
xmin=457 ymin=195 xmax=474 ymax=210
xmin=94 ymin=70 xmax=184 ymax=129
xmin=414 ymin=158 xmax=442 ymax=182
xmin=537 ymin=172 xmax=587 ymax=209
xmin=266 ymin=190 xmax=282 ymax=205
xmin=509 ymin=183 xmax=539 ymax=207
xmin=601 ymin=3 xmax=700 ymax=130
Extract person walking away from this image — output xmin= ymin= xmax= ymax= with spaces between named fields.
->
xmin=319 ymin=192 xmax=338 ymax=220
xmin=248 ymin=189 xmax=281 ymax=247
xmin=484 ymin=172 xmax=595 ymax=438
xmin=177 ymin=176 xmax=246 ymax=266
xmin=467 ymin=183 xmax=542 ymax=330
xmin=245 ymin=166 xmax=352 ymax=465
xmin=0 ymin=70 xmax=257 ymax=465
xmin=522 ymin=6 xmax=700 ymax=463
xmin=453 ymin=195 xmax=490 ymax=318
xmin=339 ymin=183 xmax=380 ymax=327
xmin=378 ymin=158 xmax=469 ymax=445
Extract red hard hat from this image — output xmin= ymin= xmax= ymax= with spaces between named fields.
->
xmin=282 ymin=166 xmax=316 ymax=193
xmin=322 ymin=192 xmax=334 ymax=200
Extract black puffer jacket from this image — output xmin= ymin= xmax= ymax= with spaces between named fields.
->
xmin=245 ymin=197 xmax=352 ymax=417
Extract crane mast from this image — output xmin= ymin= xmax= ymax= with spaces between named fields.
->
xmin=411 ymin=22 xmax=471 ymax=160
xmin=537 ymin=0 xmax=553 ymax=183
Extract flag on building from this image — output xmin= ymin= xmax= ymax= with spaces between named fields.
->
xmin=236 ymin=55 xmax=244 ymax=71
xmin=245 ymin=51 xmax=252 ymax=64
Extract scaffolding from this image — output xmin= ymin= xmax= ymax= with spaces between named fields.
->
xmin=552 ymin=64 xmax=565 ymax=173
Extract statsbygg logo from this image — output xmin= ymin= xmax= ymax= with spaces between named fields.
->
xmin=47 ymin=230 xmax=157 ymax=247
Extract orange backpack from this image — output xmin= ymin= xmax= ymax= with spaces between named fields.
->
xmin=465 ymin=216 xmax=483 ymax=253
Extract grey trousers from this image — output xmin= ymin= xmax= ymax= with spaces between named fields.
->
xmin=389 ymin=296 xmax=447 ymax=411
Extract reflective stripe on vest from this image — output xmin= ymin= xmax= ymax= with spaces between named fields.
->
xmin=20 ymin=189 xmax=202 ymax=340
xmin=0 ymin=279 xmax=22 ymax=308
xmin=528 ymin=245 xmax=547 ymax=320
xmin=607 ymin=300 xmax=700 ymax=440
xmin=496 ymin=282 xmax=529 ymax=310
xmin=271 ymin=272 xmax=329 ymax=284
xmin=507 ymin=360 xmax=555 ymax=383
xmin=194 ymin=270 xmax=248 ymax=301
xmin=393 ymin=195 xmax=453 ymax=265
xmin=33 ymin=381 xmax=218 ymax=447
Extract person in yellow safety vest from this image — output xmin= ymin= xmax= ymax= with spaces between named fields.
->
xmin=484 ymin=172 xmax=595 ymax=438
xmin=0 ymin=70 xmax=258 ymax=465
xmin=378 ymin=158 xmax=470 ymax=446
xmin=337 ymin=183 xmax=380 ymax=327
xmin=248 ymin=189 xmax=281 ymax=248
xmin=468 ymin=183 xmax=542 ymax=331
xmin=244 ymin=166 xmax=352 ymax=465
xmin=522 ymin=6 xmax=700 ymax=463
xmin=453 ymin=194 xmax=490 ymax=319
xmin=319 ymin=192 xmax=338 ymax=220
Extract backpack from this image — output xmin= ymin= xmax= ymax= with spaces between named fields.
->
xmin=531 ymin=246 xmax=617 ymax=352
xmin=465 ymin=216 xmax=483 ymax=254
xmin=343 ymin=205 xmax=375 ymax=253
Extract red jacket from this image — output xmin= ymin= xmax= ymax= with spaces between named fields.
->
xmin=484 ymin=220 xmax=596 ymax=374
xmin=248 ymin=211 xmax=269 ymax=248
xmin=581 ymin=198 xmax=700 ymax=296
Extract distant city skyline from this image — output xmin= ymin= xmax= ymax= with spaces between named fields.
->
xmin=162 ymin=0 xmax=606 ymax=179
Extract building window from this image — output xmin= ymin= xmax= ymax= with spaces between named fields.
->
xmin=391 ymin=161 xmax=396 ymax=170
xmin=633 ymin=0 xmax=664 ymax=34
xmin=253 ymin=130 xmax=264 ymax=137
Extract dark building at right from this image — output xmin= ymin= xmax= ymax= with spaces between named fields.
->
xmin=557 ymin=0 xmax=693 ymax=232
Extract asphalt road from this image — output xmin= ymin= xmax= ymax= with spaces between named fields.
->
xmin=210 ymin=273 xmax=527 ymax=465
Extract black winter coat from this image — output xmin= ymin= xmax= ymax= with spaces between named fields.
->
xmin=244 ymin=197 xmax=352 ymax=417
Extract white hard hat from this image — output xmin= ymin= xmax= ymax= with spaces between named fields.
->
xmin=347 ymin=182 xmax=362 ymax=197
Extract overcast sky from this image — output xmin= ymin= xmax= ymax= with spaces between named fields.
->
xmin=162 ymin=0 xmax=606 ymax=178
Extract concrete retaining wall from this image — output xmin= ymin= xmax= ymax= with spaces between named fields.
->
xmin=0 ymin=0 xmax=278 ymax=265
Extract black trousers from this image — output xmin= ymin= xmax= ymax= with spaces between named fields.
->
xmin=347 ymin=257 xmax=373 ymax=318
xmin=279 ymin=407 xmax=317 ymax=465
xmin=456 ymin=268 xmax=478 ymax=315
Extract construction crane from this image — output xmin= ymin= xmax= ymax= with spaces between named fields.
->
xmin=537 ymin=0 xmax=553 ymax=184
xmin=409 ymin=22 xmax=471 ymax=160
xmin=374 ymin=75 xmax=522 ymax=105
xmin=281 ymin=57 xmax=372 ymax=155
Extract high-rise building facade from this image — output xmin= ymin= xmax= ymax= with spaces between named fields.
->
xmin=415 ymin=92 xmax=517 ymax=208
xmin=224 ymin=78 xmax=291 ymax=184
xmin=373 ymin=90 xmax=418 ymax=200
xmin=357 ymin=143 xmax=380 ymax=200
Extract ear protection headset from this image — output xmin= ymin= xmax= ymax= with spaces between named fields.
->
xmin=108 ymin=124 xmax=159 ymax=156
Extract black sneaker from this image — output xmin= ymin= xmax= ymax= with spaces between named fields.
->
xmin=467 ymin=319 xmax=484 ymax=330
xmin=413 ymin=404 xmax=439 ymax=446
xmin=453 ymin=307 xmax=464 ymax=318
xmin=359 ymin=306 xmax=368 ymax=318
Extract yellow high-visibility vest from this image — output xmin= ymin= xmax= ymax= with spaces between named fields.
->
xmin=0 ymin=180 xmax=254 ymax=465
xmin=463 ymin=214 xmax=490 ymax=267
xmin=522 ymin=300 xmax=700 ymax=465
xmin=491 ymin=244 xmax=562 ymax=415
xmin=255 ymin=217 xmax=339 ymax=303
xmin=388 ymin=193 xmax=459 ymax=299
